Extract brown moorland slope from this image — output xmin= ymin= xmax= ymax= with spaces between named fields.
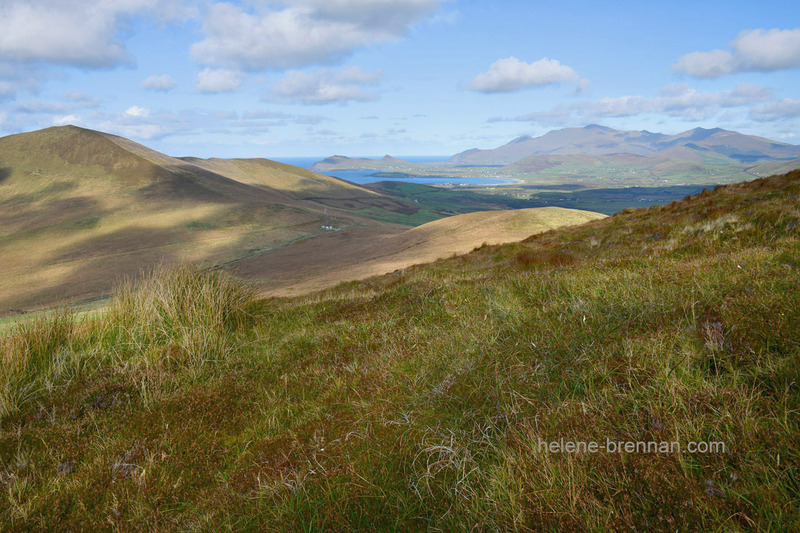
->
xmin=0 ymin=127 xmax=605 ymax=314
xmin=230 ymin=206 xmax=606 ymax=296
xmin=0 ymin=126 xmax=412 ymax=312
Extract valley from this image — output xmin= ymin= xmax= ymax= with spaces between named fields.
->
xmin=229 ymin=206 xmax=605 ymax=297
xmin=0 ymin=126 xmax=605 ymax=315
xmin=4 ymin=123 xmax=798 ymax=317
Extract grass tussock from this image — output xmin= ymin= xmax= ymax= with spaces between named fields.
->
xmin=105 ymin=264 xmax=258 ymax=364
xmin=1 ymin=171 xmax=799 ymax=530
xmin=0 ymin=266 xmax=257 ymax=418
xmin=0 ymin=308 xmax=75 ymax=418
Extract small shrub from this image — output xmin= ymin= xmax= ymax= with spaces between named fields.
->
xmin=514 ymin=249 xmax=538 ymax=268
xmin=514 ymin=248 xmax=577 ymax=269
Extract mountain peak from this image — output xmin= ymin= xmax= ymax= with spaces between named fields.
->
xmin=44 ymin=124 xmax=102 ymax=136
xmin=688 ymin=127 xmax=726 ymax=136
xmin=669 ymin=127 xmax=729 ymax=144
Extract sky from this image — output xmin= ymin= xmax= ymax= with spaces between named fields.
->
xmin=1 ymin=0 xmax=799 ymax=158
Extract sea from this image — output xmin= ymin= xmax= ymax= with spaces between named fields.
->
xmin=270 ymin=155 xmax=515 ymax=186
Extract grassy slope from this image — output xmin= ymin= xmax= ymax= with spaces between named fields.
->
xmin=0 ymin=127 xmax=412 ymax=312
xmin=1 ymin=171 xmax=799 ymax=530
xmin=230 ymin=207 xmax=606 ymax=297
xmin=750 ymin=157 xmax=800 ymax=178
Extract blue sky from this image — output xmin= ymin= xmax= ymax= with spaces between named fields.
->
xmin=1 ymin=0 xmax=799 ymax=157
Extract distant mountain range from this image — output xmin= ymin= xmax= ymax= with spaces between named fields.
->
xmin=310 ymin=125 xmax=800 ymax=187
xmin=450 ymin=124 xmax=800 ymax=165
xmin=310 ymin=154 xmax=409 ymax=171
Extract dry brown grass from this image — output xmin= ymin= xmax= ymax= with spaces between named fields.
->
xmin=231 ymin=207 xmax=605 ymax=297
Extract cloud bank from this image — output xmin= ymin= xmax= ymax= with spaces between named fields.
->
xmin=192 ymin=0 xmax=446 ymax=71
xmin=0 ymin=0 xmax=190 ymax=98
xmin=0 ymin=0 xmax=190 ymax=68
xmin=497 ymin=83 xmax=775 ymax=125
xmin=268 ymin=67 xmax=383 ymax=105
xmin=673 ymin=28 xmax=800 ymax=78
xmin=751 ymin=98 xmax=800 ymax=122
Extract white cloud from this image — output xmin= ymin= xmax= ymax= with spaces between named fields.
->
xmin=196 ymin=68 xmax=246 ymax=93
xmin=468 ymin=57 xmax=581 ymax=93
xmin=6 ymin=105 xmax=314 ymax=143
xmin=0 ymin=0 xmax=190 ymax=69
xmin=293 ymin=114 xmax=334 ymax=125
xmin=574 ymin=83 xmax=771 ymax=121
xmin=579 ymin=95 xmax=651 ymax=118
xmin=672 ymin=49 xmax=737 ymax=79
xmin=734 ymin=28 xmax=800 ymax=71
xmin=674 ymin=28 xmax=800 ymax=78
xmin=95 ymin=108 xmax=191 ymax=140
xmin=268 ymin=67 xmax=383 ymax=105
xmin=1 ymin=94 xmax=100 ymax=132
xmin=751 ymin=98 xmax=800 ymax=122
xmin=489 ymin=107 xmax=576 ymax=127
xmin=125 ymin=106 xmax=150 ymax=118
xmin=720 ymin=82 xmax=774 ymax=106
xmin=141 ymin=74 xmax=177 ymax=91
xmin=656 ymin=82 xmax=773 ymax=118
xmin=53 ymin=114 xmax=81 ymax=126
xmin=287 ymin=0 xmax=446 ymax=30
xmin=312 ymin=128 xmax=338 ymax=136
xmin=191 ymin=1 xmax=446 ymax=71
xmin=0 ymin=1 xmax=191 ymax=99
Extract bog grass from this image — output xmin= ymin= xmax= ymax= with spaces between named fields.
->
xmin=1 ymin=171 xmax=799 ymax=530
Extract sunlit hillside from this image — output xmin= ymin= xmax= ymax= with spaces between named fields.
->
xmin=0 ymin=126 xmax=413 ymax=312
xmin=1 ymin=126 xmax=607 ymax=315
xmin=230 ymin=206 xmax=606 ymax=297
